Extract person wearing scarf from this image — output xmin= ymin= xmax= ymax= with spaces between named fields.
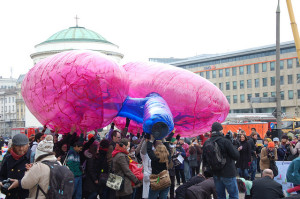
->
xmin=0 ymin=134 xmax=31 ymax=199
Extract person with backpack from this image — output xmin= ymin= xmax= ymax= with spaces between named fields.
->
xmin=8 ymin=135 xmax=74 ymax=199
xmin=66 ymin=141 xmax=83 ymax=199
xmin=202 ymin=122 xmax=240 ymax=199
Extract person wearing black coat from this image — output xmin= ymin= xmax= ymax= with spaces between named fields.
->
xmin=236 ymin=134 xmax=251 ymax=180
xmin=0 ymin=134 xmax=31 ymax=199
xmin=248 ymin=132 xmax=258 ymax=181
xmin=202 ymin=122 xmax=240 ymax=199
xmin=175 ymin=174 xmax=205 ymax=199
xmin=185 ymin=177 xmax=217 ymax=199
xmin=250 ymin=169 xmax=284 ymax=199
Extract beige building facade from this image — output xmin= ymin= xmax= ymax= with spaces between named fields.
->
xmin=171 ymin=41 xmax=300 ymax=116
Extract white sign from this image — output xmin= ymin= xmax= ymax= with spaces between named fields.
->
xmin=274 ymin=161 xmax=296 ymax=194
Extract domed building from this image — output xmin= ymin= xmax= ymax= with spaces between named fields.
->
xmin=30 ymin=25 xmax=123 ymax=64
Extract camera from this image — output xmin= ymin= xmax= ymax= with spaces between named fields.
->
xmin=1 ymin=178 xmax=12 ymax=195
xmin=268 ymin=151 xmax=275 ymax=159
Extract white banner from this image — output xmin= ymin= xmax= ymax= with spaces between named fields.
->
xmin=274 ymin=161 xmax=295 ymax=194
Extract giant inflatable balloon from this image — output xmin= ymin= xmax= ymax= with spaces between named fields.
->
xmin=22 ymin=50 xmax=229 ymax=137
xmin=22 ymin=51 xmax=129 ymax=134
xmin=113 ymin=62 xmax=230 ymax=137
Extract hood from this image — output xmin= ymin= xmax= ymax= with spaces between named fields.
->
xmin=112 ymin=144 xmax=128 ymax=158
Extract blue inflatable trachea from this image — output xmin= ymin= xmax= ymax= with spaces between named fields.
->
xmin=117 ymin=93 xmax=174 ymax=140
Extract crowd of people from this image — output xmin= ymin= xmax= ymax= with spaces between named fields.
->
xmin=0 ymin=121 xmax=299 ymax=199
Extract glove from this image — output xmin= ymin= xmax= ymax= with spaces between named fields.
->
xmin=125 ymin=118 xmax=131 ymax=127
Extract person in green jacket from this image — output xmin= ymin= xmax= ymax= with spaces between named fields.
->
xmin=286 ymin=157 xmax=300 ymax=194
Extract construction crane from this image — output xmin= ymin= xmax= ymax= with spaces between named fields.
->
xmin=286 ymin=0 xmax=300 ymax=61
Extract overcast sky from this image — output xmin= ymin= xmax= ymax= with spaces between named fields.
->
xmin=0 ymin=0 xmax=300 ymax=78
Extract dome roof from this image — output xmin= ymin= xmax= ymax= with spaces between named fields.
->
xmin=37 ymin=26 xmax=115 ymax=46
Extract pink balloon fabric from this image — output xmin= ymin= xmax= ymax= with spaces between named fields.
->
xmin=113 ymin=62 xmax=230 ymax=137
xmin=22 ymin=50 xmax=128 ymax=134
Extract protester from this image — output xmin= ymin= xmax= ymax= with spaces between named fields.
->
xmin=236 ymin=134 xmax=251 ymax=180
xmin=202 ymin=122 xmax=240 ymax=199
xmin=168 ymin=138 xmax=176 ymax=199
xmin=174 ymin=141 xmax=186 ymax=185
xmin=8 ymin=135 xmax=58 ymax=199
xmin=237 ymin=178 xmax=252 ymax=199
xmin=286 ymin=157 xmax=300 ymax=194
xmin=147 ymin=135 xmax=171 ymax=199
xmin=248 ymin=132 xmax=258 ymax=181
xmin=112 ymin=138 xmax=141 ymax=199
xmin=273 ymin=137 xmax=280 ymax=148
xmin=260 ymin=142 xmax=278 ymax=171
xmin=188 ymin=138 xmax=201 ymax=177
xmin=250 ymin=169 xmax=284 ymax=199
xmin=66 ymin=141 xmax=83 ymax=199
xmin=179 ymin=137 xmax=191 ymax=181
xmin=175 ymin=174 xmax=206 ymax=199
xmin=232 ymin=132 xmax=240 ymax=149
xmin=289 ymin=136 xmax=300 ymax=159
xmin=0 ymin=134 xmax=31 ymax=199
xmin=30 ymin=133 xmax=45 ymax=162
xmin=278 ymin=134 xmax=291 ymax=161
xmin=140 ymin=138 xmax=152 ymax=199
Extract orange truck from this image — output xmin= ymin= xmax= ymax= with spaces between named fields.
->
xmin=222 ymin=122 xmax=268 ymax=138
xmin=11 ymin=127 xmax=39 ymax=138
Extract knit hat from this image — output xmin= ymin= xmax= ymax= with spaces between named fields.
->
xmin=211 ymin=122 xmax=223 ymax=132
xmin=88 ymin=133 xmax=94 ymax=140
xmin=12 ymin=134 xmax=29 ymax=146
xmin=34 ymin=135 xmax=54 ymax=160
xmin=268 ymin=142 xmax=275 ymax=148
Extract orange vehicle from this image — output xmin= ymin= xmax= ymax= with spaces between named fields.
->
xmin=222 ymin=122 xmax=268 ymax=138
xmin=11 ymin=127 xmax=40 ymax=138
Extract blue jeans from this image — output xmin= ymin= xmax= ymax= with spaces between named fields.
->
xmin=249 ymin=159 xmax=257 ymax=181
xmin=238 ymin=168 xmax=249 ymax=179
xmin=148 ymin=187 xmax=170 ymax=199
xmin=213 ymin=176 xmax=239 ymax=199
xmin=73 ymin=176 xmax=82 ymax=199
xmin=184 ymin=160 xmax=191 ymax=181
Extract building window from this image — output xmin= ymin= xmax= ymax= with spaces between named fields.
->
xmin=226 ymin=82 xmax=230 ymax=90
xmin=271 ymin=92 xmax=276 ymax=97
xmin=280 ymin=60 xmax=284 ymax=70
xmin=247 ymin=94 xmax=252 ymax=101
xmin=233 ymin=81 xmax=237 ymax=90
xmin=4 ymin=98 xmax=6 ymax=103
xmin=297 ymin=58 xmax=300 ymax=68
xmin=263 ymin=78 xmax=267 ymax=87
xmin=247 ymin=79 xmax=252 ymax=88
xmin=226 ymin=96 xmax=231 ymax=104
xmin=219 ymin=69 xmax=223 ymax=77
xmin=225 ymin=68 xmax=230 ymax=76
xmin=263 ymin=92 xmax=268 ymax=97
xmin=287 ymin=59 xmax=293 ymax=68
xmin=254 ymin=64 xmax=259 ymax=73
xmin=9 ymin=106 xmax=10 ymax=112
xmin=212 ymin=70 xmax=216 ymax=78
xmin=232 ymin=67 xmax=237 ymax=76
xmin=12 ymin=105 xmax=14 ymax=112
xmin=247 ymin=65 xmax=251 ymax=74
xmin=271 ymin=77 xmax=275 ymax=86
xmin=240 ymin=80 xmax=244 ymax=89
xmin=5 ymin=106 xmax=7 ymax=112
xmin=12 ymin=97 xmax=14 ymax=103
xmin=262 ymin=63 xmax=267 ymax=72
xmin=200 ymin=72 xmax=204 ymax=77
xmin=233 ymin=95 xmax=237 ymax=103
xmin=219 ymin=83 xmax=223 ymax=90
xmin=8 ymin=97 xmax=11 ymax=103
xmin=206 ymin=71 xmax=210 ymax=79
xmin=270 ymin=61 xmax=275 ymax=71
xmin=281 ymin=91 xmax=284 ymax=100
xmin=240 ymin=94 xmax=245 ymax=103
xmin=239 ymin=66 xmax=244 ymax=75
xmin=288 ymin=75 xmax=293 ymax=84
xmin=255 ymin=78 xmax=259 ymax=88
xmin=297 ymin=74 xmax=300 ymax=82
xmin=280 ymin=76 xmax=284 ymax=85
xmin=298 ymin=90 xmax=300 ymax=99
xmin=288 ymin=90 xmax=294 ymax=99
xmin=255 ymin=93 xmax=260 ymax=97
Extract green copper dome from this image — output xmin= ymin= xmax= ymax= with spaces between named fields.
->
xmin=38 ymin=26 xmax=114 ymax=45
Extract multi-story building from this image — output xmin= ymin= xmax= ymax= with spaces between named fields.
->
xmin=170 ymin=41 xmax=300 ymax=116
xmin=0 ymin=77 xmax=17 ymax=90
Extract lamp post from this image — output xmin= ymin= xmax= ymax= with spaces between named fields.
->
xmin=276 ymin=0 xmax=282 ymax=129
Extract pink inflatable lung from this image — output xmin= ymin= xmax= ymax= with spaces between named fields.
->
xmin=22 ymin=50 xmax=128 ymax=134
xmin=113 ymin=62 xmax=229 ymax=137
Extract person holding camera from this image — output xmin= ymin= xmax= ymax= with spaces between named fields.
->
xmin=0 ymin=134 xmax=31 ymax=199
xmin=260 ymin=142 xmax=278 ymax=172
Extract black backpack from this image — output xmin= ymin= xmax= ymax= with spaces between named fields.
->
xmin=203 ymin=137 xmax=226 ymax=171
xmin=36 ymin=161 xmax=74 ymax=199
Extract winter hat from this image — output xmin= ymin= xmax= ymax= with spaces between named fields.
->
xmin=211 ymin=122 xmax=223 ymax=132
xmin=268 ymin=142 xmax=275 ymax=148
xmin=88 ymin=133 xmax=94 ymax=140
xmin=34 ymin=135 xmax=54 ymax=160
xmin=12 ymin=134 xmax=29 ymax=146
